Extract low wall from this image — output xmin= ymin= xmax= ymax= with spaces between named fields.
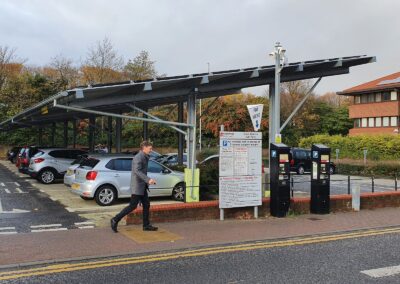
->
xmin=126 ymin=191 xmax=400 ymax=224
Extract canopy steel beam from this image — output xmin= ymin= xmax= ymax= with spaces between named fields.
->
xmin=53 ymin=100 xmax=193 ymax=128
xmin=127 ymin=104 xmax=187 ymax=135
xmin=280 ymin=77 xmax=322 ymax=132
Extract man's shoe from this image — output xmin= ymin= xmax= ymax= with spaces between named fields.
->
xmin=111 ymin=218 xmax=118 ymax=233
xmin=143 ymin=225 xmax=158 ymax=231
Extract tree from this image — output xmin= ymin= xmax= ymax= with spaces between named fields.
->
xmin=82 ymin=37 xmax=124 ymax=84
xmin=124 ymin=50 xmax=157 ymax=81
xmin=48 ymin=54 xmax=79 ymax=89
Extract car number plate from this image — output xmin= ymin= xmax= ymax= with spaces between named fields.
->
xmin=71 ymin=183 xmax=80 ymax=190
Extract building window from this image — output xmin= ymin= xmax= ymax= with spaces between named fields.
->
xmin=391 ymin=116 xmax=398 ymax=126
xmin=375 ymin=93 xmax=381 ymax=102
xmin=354 ymin=119 xmax=360 ymax=128
xmin=376 ymin=117 xmax=382 ymax=127
xmin=361 ymin=94 xmax=368 ymax=103
xmin=383 ymin=117 xmax=390 ymax=127
xmin=382 ymin=92 xmax=391 ymax=101
xmin=391 ymin=91 xmax=398 ymax=101
xmin=361 ymin=118 xmax=368 ymax=127
xmin=354 ymin=96 xmax=361 ymax=104
xmin=368 ymin=93 xmax=375 ymax=103
xmin=368 ymin=118 xmax=375 ymax=127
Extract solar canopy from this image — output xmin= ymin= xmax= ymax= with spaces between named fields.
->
xmin=0 ymin=55 xmax=375 ymax=130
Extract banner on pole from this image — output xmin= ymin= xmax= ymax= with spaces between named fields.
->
xmin=247 ymin=104 xmax=263 ymax=131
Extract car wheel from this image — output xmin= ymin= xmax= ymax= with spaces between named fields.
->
xmin=172 ymin=183 xmax=185 ymax=201
xmin=95 ymin=185 xmax=117 ymax=206
xmin=38 ymin=169 xmax=56 ymax=184
xmin=329 ymin=165 xmax=335 ymax=175
xmin=297 ymin=166 xmax=305 ymax=175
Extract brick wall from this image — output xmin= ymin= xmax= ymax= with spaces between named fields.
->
xmin=349 ymin=127 xmax=398 ymax=136
xmin=126 ymin=192 xmax=400 ymax=224
xmin=349 ymin=101 xmax=399 ymax=118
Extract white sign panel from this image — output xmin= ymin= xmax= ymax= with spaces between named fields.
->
xmin=247 ymin=104 xmax=264 ymax=131
xmin=219 ymin=131 xmax=262 ymax=209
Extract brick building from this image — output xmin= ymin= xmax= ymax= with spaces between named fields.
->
xmin=337 ymin=72 xmax=400 ymax=136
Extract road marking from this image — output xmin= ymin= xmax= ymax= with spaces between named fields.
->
xmin=0 ymin=183 xmax=4 ymax=186
xmin=14 ymin=182 xmax=20 ymax=186
xmin=30 ymin=224 xmax=62 ymax=228
xmin=4 ymin=188 xmax=10 ymax=194
xmin=78 ymin=226 xmax=95 ymax=229
xmin=361 ymin=265 xmax=400 ymax=278
xmin=0 ymin=231 xmax=17 ymax=235
xmin=1 ymin=227 xmax=400 ymax=281
xmin=15 ymin=188 xmax=27 ymax=194
xmin=0 ymin=227 xmax=15 ymax=230
xmin=31 ymin=228 xmax=68 ymax=233
xmin=75 ymin=221 xmax=95 ymax=225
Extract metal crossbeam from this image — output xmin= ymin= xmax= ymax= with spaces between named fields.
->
xmin=53 ymin=100 xmax=193 ymax=128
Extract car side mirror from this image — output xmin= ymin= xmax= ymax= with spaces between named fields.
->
xmin=162 ymin=169 xmax=171 ymax=174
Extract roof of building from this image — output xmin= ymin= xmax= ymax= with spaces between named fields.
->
xmin=338 ymin=71 xmax=400 ymax=95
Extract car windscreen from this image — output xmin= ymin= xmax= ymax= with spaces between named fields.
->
xmin=79 ymin=158 xmax=100 ymax=169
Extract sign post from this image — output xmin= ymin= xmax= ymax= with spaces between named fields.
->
xmin=219 ymin=131 xmax=263 ymax=220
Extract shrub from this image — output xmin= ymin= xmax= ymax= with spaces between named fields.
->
xmin=299 ymin=134 xmax=400 ymax=161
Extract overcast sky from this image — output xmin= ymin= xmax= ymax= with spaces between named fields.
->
xmin=1 ymin=0 xmax=399 ymax=95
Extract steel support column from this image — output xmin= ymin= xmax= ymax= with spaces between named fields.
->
xmin=88 ymin=116 xmax=95 ymax=152
xmin=269 ymin=84 xmax=275 ymax=145
xmin=115 ymin=116 xmax=122 ymax=153
xmin=187 ymin=92 xmax=197 ymax=200
xmin=178 ymin=101 xmax=184 ymax=166
xmin=143 ymin=107 xmax=148 ymax=141
xmin=38 ymin=127 xmax=43 ymax=146
xmin=51 ymin=122 xmax=56 ymax=146
xmin=72 ymin=119 xmax=77 ymax=148
xmin=107 ymin=116 xmax=113 ymax=153
xmin=63 ymin=121 xmax=68 ymax=148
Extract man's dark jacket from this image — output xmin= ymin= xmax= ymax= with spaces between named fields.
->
xmin=130 ymin=151 xmax=150 ymax=195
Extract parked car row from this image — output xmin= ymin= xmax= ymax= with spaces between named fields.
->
xmin=6 ymin=146 xmax=185 ymax=206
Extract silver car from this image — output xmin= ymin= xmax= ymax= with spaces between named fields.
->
xmin=28 ymin=148 xmax=88 ymax=184
xmin=70 ymin=154 xmax=185 ymax=206
xmin=64 ymin=155 xmax=89 ymax=186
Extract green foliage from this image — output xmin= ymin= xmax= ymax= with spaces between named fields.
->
xmin=299 ymin=134 xmax=400 ymax=160
xmin=337 ymin=162 xmax=400 ymax=178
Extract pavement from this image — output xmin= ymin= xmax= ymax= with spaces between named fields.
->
xmin=1 ymin=206 xmax=400 ymax=268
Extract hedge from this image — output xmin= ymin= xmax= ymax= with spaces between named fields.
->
xmin=299 ymin=134 xmax=400 ymax=161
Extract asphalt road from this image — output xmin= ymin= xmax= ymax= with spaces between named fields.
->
xmin=291 ymin=174 xmax=397 ymax=196
xmin=0 ymin=164 xmax=88 ymax=234
xmin=1 ymin=227 xmax=400 ymax=283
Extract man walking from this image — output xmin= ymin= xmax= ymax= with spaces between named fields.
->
xmin=111 ymin=141 xmax=158 ymax=232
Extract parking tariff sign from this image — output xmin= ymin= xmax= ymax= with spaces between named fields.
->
xmin=219 ymin=131 xmax=262 ymax=209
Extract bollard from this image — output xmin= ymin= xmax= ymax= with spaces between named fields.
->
xmin=347 ymin=176 xmax=351 ymax=194
xmin=395 ymin=175 xmax=398 ymax=191
xmin=352 ymin=184 xmax=361 ymax=211
xmin=372 ymin=176 xmax=374 ymax=193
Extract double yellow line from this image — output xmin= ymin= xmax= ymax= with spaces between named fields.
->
xmin=1 ymin=227 xmax=400 ymax=281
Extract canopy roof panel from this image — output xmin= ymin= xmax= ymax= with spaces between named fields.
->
xmin=0 ymin=55 xmax=375 ymax=130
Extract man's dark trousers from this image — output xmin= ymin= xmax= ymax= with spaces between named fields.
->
xmin=114 ymin=190 xmax=150 ymax=227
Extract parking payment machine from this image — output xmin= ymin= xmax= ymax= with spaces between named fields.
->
xmin=311 ymin=144 xmax=331 ymax=214
xmin=270 ymin=143 xmax=291 ymax=217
